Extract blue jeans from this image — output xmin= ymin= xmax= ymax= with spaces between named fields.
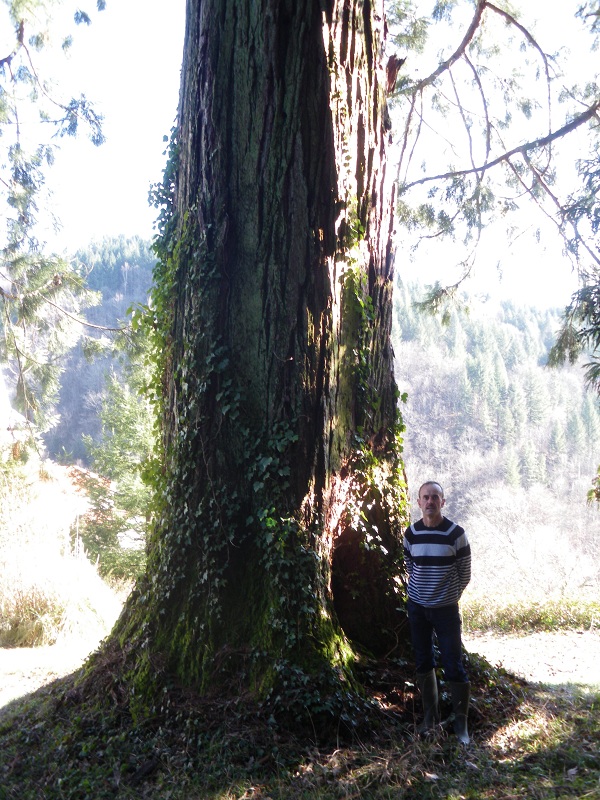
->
xmin=407 ymin=598 xmax=468 ymax=682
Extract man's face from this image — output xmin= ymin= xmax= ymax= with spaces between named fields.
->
xmin=417 ymin=483 xmax=445 ymax=522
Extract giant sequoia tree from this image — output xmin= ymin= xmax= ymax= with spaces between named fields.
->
xmin=112 ymin=0 xmax=409 ymax=720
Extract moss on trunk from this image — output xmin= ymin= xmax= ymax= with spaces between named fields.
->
xmin=111 ymin=0 xmax=409 ymax=725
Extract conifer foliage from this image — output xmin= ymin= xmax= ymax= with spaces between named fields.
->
xmin=388 ymin=0 xmax=600 ymax=274
xmin=0 ymin=1 xmax=105 ymax=431
xmin=394 ymin=282 xmax=600 ymax=602
xmin=387 ymin=0 xmax=600 ymax=377
xmin=394 ymin=282 xmax=600 ymax=498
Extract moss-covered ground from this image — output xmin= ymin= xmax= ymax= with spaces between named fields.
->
xmin=0 ymin=642 xmax=598 ymax=800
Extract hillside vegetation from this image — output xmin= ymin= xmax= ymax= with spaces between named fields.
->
xmin=44 ymin=236 xmax=155 ymax=465
xmin=394 ymin=281 xmax=600 ymax=626
xmin=9 ymin=236 xmax=599 ymax=616
xmin=32 ymin=240 xmax=600 ymax=620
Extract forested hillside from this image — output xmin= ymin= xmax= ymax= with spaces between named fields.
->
xmin=393 ymin=281 xmax=600 ymax=608
xmin=40 ymin=239 xmax=600 ymax=609
xmin=44 ymin=237 xmax=155 ymax=462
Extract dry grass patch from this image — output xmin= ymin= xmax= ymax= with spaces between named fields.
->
xmin=0 ymin=459 xmax=122 ymax=647
xmin=462 ymin=595 xmax=600 ymax=634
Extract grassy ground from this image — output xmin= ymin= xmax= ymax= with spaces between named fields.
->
xmin=462 ymin=596 xmax=600 ymax=635
xmin=0 ymin=643 xmax=598 ymax=800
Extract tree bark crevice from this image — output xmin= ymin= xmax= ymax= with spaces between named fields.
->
xmin=112 ymin=0 xmax=409 ymax=724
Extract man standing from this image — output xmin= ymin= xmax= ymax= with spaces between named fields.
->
xmin=403 ymin=481 xmax=472 ymax=743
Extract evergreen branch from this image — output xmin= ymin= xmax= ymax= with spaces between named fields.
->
xmin=397 ymin=92 xmax=461 ymax=186
xmin=396 ymin=91 xmax=421 ymax=185
xmin=524 ymin=155 xmax=600 ymax=270
xmin=498 ymin=149 xmax=600 ymax=278
xmin=31 ymin=293 xmax=129 ymax=334
xmin=2 ymin=291 xmax=36 ymax=427
xmin=20 ymin=40 xmax=104 ymax=141
xmin=464 ymin=52 xmax=491 ymax=166
xmin=408 ymin=1 xmax=486 ymax=93
xmin=417 ymin=206 xmax=463 ymax=241
xmin=502 ymin=154 xmax=571 ymax=256
xmin=486 ymin=1 xmax=552 ymax=137
xmin=2 ymin=19 xmax=104 ymax=144
xmin=0 ymin=285 xmax=128 ymax=334
xmin=401 ymin=99 xmax=600 ymax=191
xmin=396 ymin=0 xmax=561 ymax=197
xmin=413 ymin=252 xmax=477 ymax=316
xmin=450 ymin=70 xmax=476 ymax=172
xmin=0 ymin=20 xmax=24 ymax=70
xmin=405 ymin=1 xmax=551 ymax=100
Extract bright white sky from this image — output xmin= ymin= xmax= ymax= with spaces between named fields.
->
xmin=392 ymin=0 xmax=597 ymax=310
xmin=32 ymin=0 xmax=595 ymax=310
xmin=40 ymin=0 xmax=186 ymax=251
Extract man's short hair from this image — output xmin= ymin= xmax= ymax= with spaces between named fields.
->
xmin=418 ymin=481 xmax=444 ymax=498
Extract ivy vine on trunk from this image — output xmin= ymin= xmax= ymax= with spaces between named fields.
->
xmin=111 ymin=0 xmax=410 ymax=728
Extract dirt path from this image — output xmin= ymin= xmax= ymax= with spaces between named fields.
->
xmin=464 ymin=629 xmax=600 ymax=689
xmin=1 ymin=630 xmax=599 ymax=711
xmin=0 ymin=642 xmax=94 ymax=710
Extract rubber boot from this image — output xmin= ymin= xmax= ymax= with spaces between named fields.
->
xmin=449 ymin=681 xmax=470 ymax=744
xmin=416 ymin=669 xmax=439 ymax=734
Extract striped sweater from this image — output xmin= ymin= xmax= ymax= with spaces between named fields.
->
xmin=403 ymin=517 xmax=471 ymax=608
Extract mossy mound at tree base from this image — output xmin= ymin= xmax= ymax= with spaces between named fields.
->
xmin=0 ymin=642 xmax=538 ymax=799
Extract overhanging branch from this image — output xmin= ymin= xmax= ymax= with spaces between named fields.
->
xmin=409 ymin=1 xmax=485 ymax=93
xmin=0 ymin=20 xmax=24 ymax=70
xmin=405 ymin=0 xmax=551 ymax=97
xmin=401 ymin=99 xmax=600 ymax=192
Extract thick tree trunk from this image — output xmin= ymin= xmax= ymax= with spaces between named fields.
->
xmin=116 ymin=0 xmax=409 ymax=719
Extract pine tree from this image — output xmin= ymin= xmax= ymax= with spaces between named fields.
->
xmin=547 ymin=420 xmax=568 ymax=476
xmin=581 ymin=394 xmax=600 ymax=448
xmin=524 ymin=370 xmax=549 ymax=427
xmin=504 ymin=448 xmax=521 ymax=487
xmin=567 ymin=412 xmax=587 ymax=457
xmin=0 ymin=1 xmax=106 ymax=432
xmin=520 ymin=440 xmax=545 ymax=488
